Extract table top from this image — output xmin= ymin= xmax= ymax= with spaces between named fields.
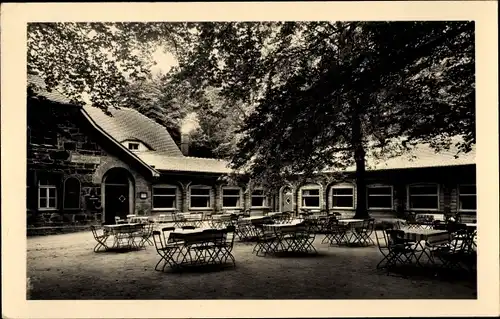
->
xmin=241 ymin=216 xmax=270 ymax=221
xmin=400 ymin=227 xmax=448 ymax=236
xmin=103 ymin=223 xmax=141 ymax=228
xmin=338 ymin=219 xmax=365 ymax=223
xmin=264 ymin=221 xmax=304 ymax=228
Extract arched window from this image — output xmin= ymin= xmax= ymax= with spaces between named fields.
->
xmin=63 ymin=177 xmax=81 ymax=209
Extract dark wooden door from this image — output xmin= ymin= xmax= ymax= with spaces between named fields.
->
xmin=104 ymin=184 xmax=129 ymax=224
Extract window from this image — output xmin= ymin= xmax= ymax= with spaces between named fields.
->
xmin=331 ymin=185 xmax=354 ymax=208
xmin=367 ymin=185 xmax=393 ymax=209
xmin=38 ymin=179 xmax=57 ymax=210
xmin=153 ymin=185 xmax=177 ymax=210
xmin=458 ymin=184 xmax=476 ymax=211
xmin=251 ymin=189 xmax=268 ymax=208
xmin=190 ymin=186 xmax=211 ymax=209
xmin=63 ymin=177 xmax=81 ymax=209
xmin=222 ymin=187 xmax=241 ymax=208
xmin=29 ymin=126 xmax=57 ymax=146
xmin=301 ymin=186 xmax=321 ymax=208
xmin=128 ymin=142 xmax=139 ymax=151
xmin=408 ymin=184 xmax=439 ymax=210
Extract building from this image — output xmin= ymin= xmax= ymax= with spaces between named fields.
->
xmin=26 ymin=75 xmax=476 ymax=227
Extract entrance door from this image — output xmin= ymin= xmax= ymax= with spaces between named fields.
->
xmin=103 ymin=168 xmax=134 ymax=224
xmin=281 ymin=186 xmax=294 ymax=212
xmin=104 ymin=184 xmax=129 ymax=224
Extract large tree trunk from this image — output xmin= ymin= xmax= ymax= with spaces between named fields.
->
xmin=351 ymin=100 xmax=369 ymax=219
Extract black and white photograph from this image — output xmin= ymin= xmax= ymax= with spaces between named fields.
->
xmin=1 ymin=1 xmax=499 ymax=318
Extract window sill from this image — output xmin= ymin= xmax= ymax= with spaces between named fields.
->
xmin=152 ymin=208 xmax=176 ymax=211
xmin=222 ymin=207 xmax=243 ymax=210
xmin=330 ymin=207 xmax=354 ymax=210
xmin=250 ymin=207 xmax=270 ymax=209
xmin=189 ymin=207 xmax=213 ymax=211
xmin=368 ymin=208 xmax=394 ymax=211
xmin=38 ymin=208 xmax=58 ymax=211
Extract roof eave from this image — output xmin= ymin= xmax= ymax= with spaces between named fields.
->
xmin=80 ymin=108 xmax=161 ymax=178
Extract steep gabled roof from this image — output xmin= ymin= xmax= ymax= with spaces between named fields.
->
xmin=27 ymin=75 xmax=160 ymax=177
xmin=82 ymin=105 xmax=183 ymax=157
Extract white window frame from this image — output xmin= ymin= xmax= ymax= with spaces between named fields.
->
xmin=189 ymin=185 xmax=212 ymax=210
xmin=221 ymin=186 xmax=242 ymax=209
xmin=250 ymin=188 xmax=268 ymax=208
xmin=128 ymin=142 xmax=139 ymax=151
xmin=366 ymin=184 xmax=393 ymax=210
xmin=457 ymin=184 xmax=476 ymax=212
xmin=407 ymin=183 xmax=440 ymax=211
xmin=152 ymin=184 xmax=178 ymax=211
xmin=63 ymin=177 xmax=81 ymax=210
xmin=330 ymin=184 xmax=355 ymax=209
xmin=300 ymin=184 xmax=321 ymax=209
xmin=38 ymin=181 xmax=57 ymax=211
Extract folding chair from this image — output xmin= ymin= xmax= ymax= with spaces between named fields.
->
xmin=152 ymin=231 xmax=182 ymax=271
xmin=375 ymin=228 xmax=415 ymax=274
xmin=90 ymin=225 xmax=109 ymax=252
xmin=135 ymin=222 xmax=154 ymax=248
xmin=431 ymin=228 xmax=475 ymax=274
xmin=354 ymin=218 xmax=375 ymax=246
xmin=253 ymin=225 xmax=278 ymax=256
xmin=161 ymin=226 xmax=176 ymax=244
xmin=292 ymin=225 xmax=317 ymax=254
xmin=126 ymin=214 xmax=137 ymax=223
xmin=219 ymin=226 xmax=236 ymax=266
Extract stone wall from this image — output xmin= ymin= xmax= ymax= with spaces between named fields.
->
xmin=27 ymin=100 xmax=151 ymax=226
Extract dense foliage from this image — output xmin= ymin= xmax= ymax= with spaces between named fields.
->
xmin=28 ymin=21 xmax=475 ymax=218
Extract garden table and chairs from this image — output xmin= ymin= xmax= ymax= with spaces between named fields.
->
xmin=152 ymin=226 xmax=236 ymax=271
xmin=236 ymin=216 xmax=273 ymax=241
xmin=91 ymin=223 xmax=148 ymax=251
xmin=260 ymin=221 xmax=317 ymax=256
xmin=375 ymin=224 xmax=476 ymax=276
xmin=326 ymin=218 xmax=375 ymax=246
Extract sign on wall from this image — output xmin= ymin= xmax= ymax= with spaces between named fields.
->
xmin=70 ymin=154 xmax=101 ymax=165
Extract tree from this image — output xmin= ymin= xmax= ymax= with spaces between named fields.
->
xmin=28 ymin=22 xmax=475 ymax=218
xmin=171 ymin=21 xmax=475 ymax=218
xmin=27 ymin=22 xmax=194 ymax=109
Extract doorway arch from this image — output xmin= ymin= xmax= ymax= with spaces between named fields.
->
xmin=102 ymin=168 xmax=135 ymax=224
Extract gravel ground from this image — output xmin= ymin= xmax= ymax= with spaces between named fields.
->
xmin=27 ymin=229 xmax=476 ymax=299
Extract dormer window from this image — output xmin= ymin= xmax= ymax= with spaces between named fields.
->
xmin=121 ymin=139 xmax=152 ymax=152
xmin=128 ymin=142 xmax=139 ymax=151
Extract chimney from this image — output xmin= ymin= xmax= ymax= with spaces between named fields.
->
xmin=180 ymin=133 xmax=190 ymax=156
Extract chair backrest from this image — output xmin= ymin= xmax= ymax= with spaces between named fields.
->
xmin=162 ymin=226 xmax=175 ymax=232
xmin=374 ymin=229 xmax=389 ymax=252
xmin=182 ymin=225 xmax=196 ymax=230
xmin=90 ymin=225 xmax=99 ymax=238
xmin=152 ymin=230 xmax=165 ymax=251
xmin=114 ymin=216 xmax=121 ymax=224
